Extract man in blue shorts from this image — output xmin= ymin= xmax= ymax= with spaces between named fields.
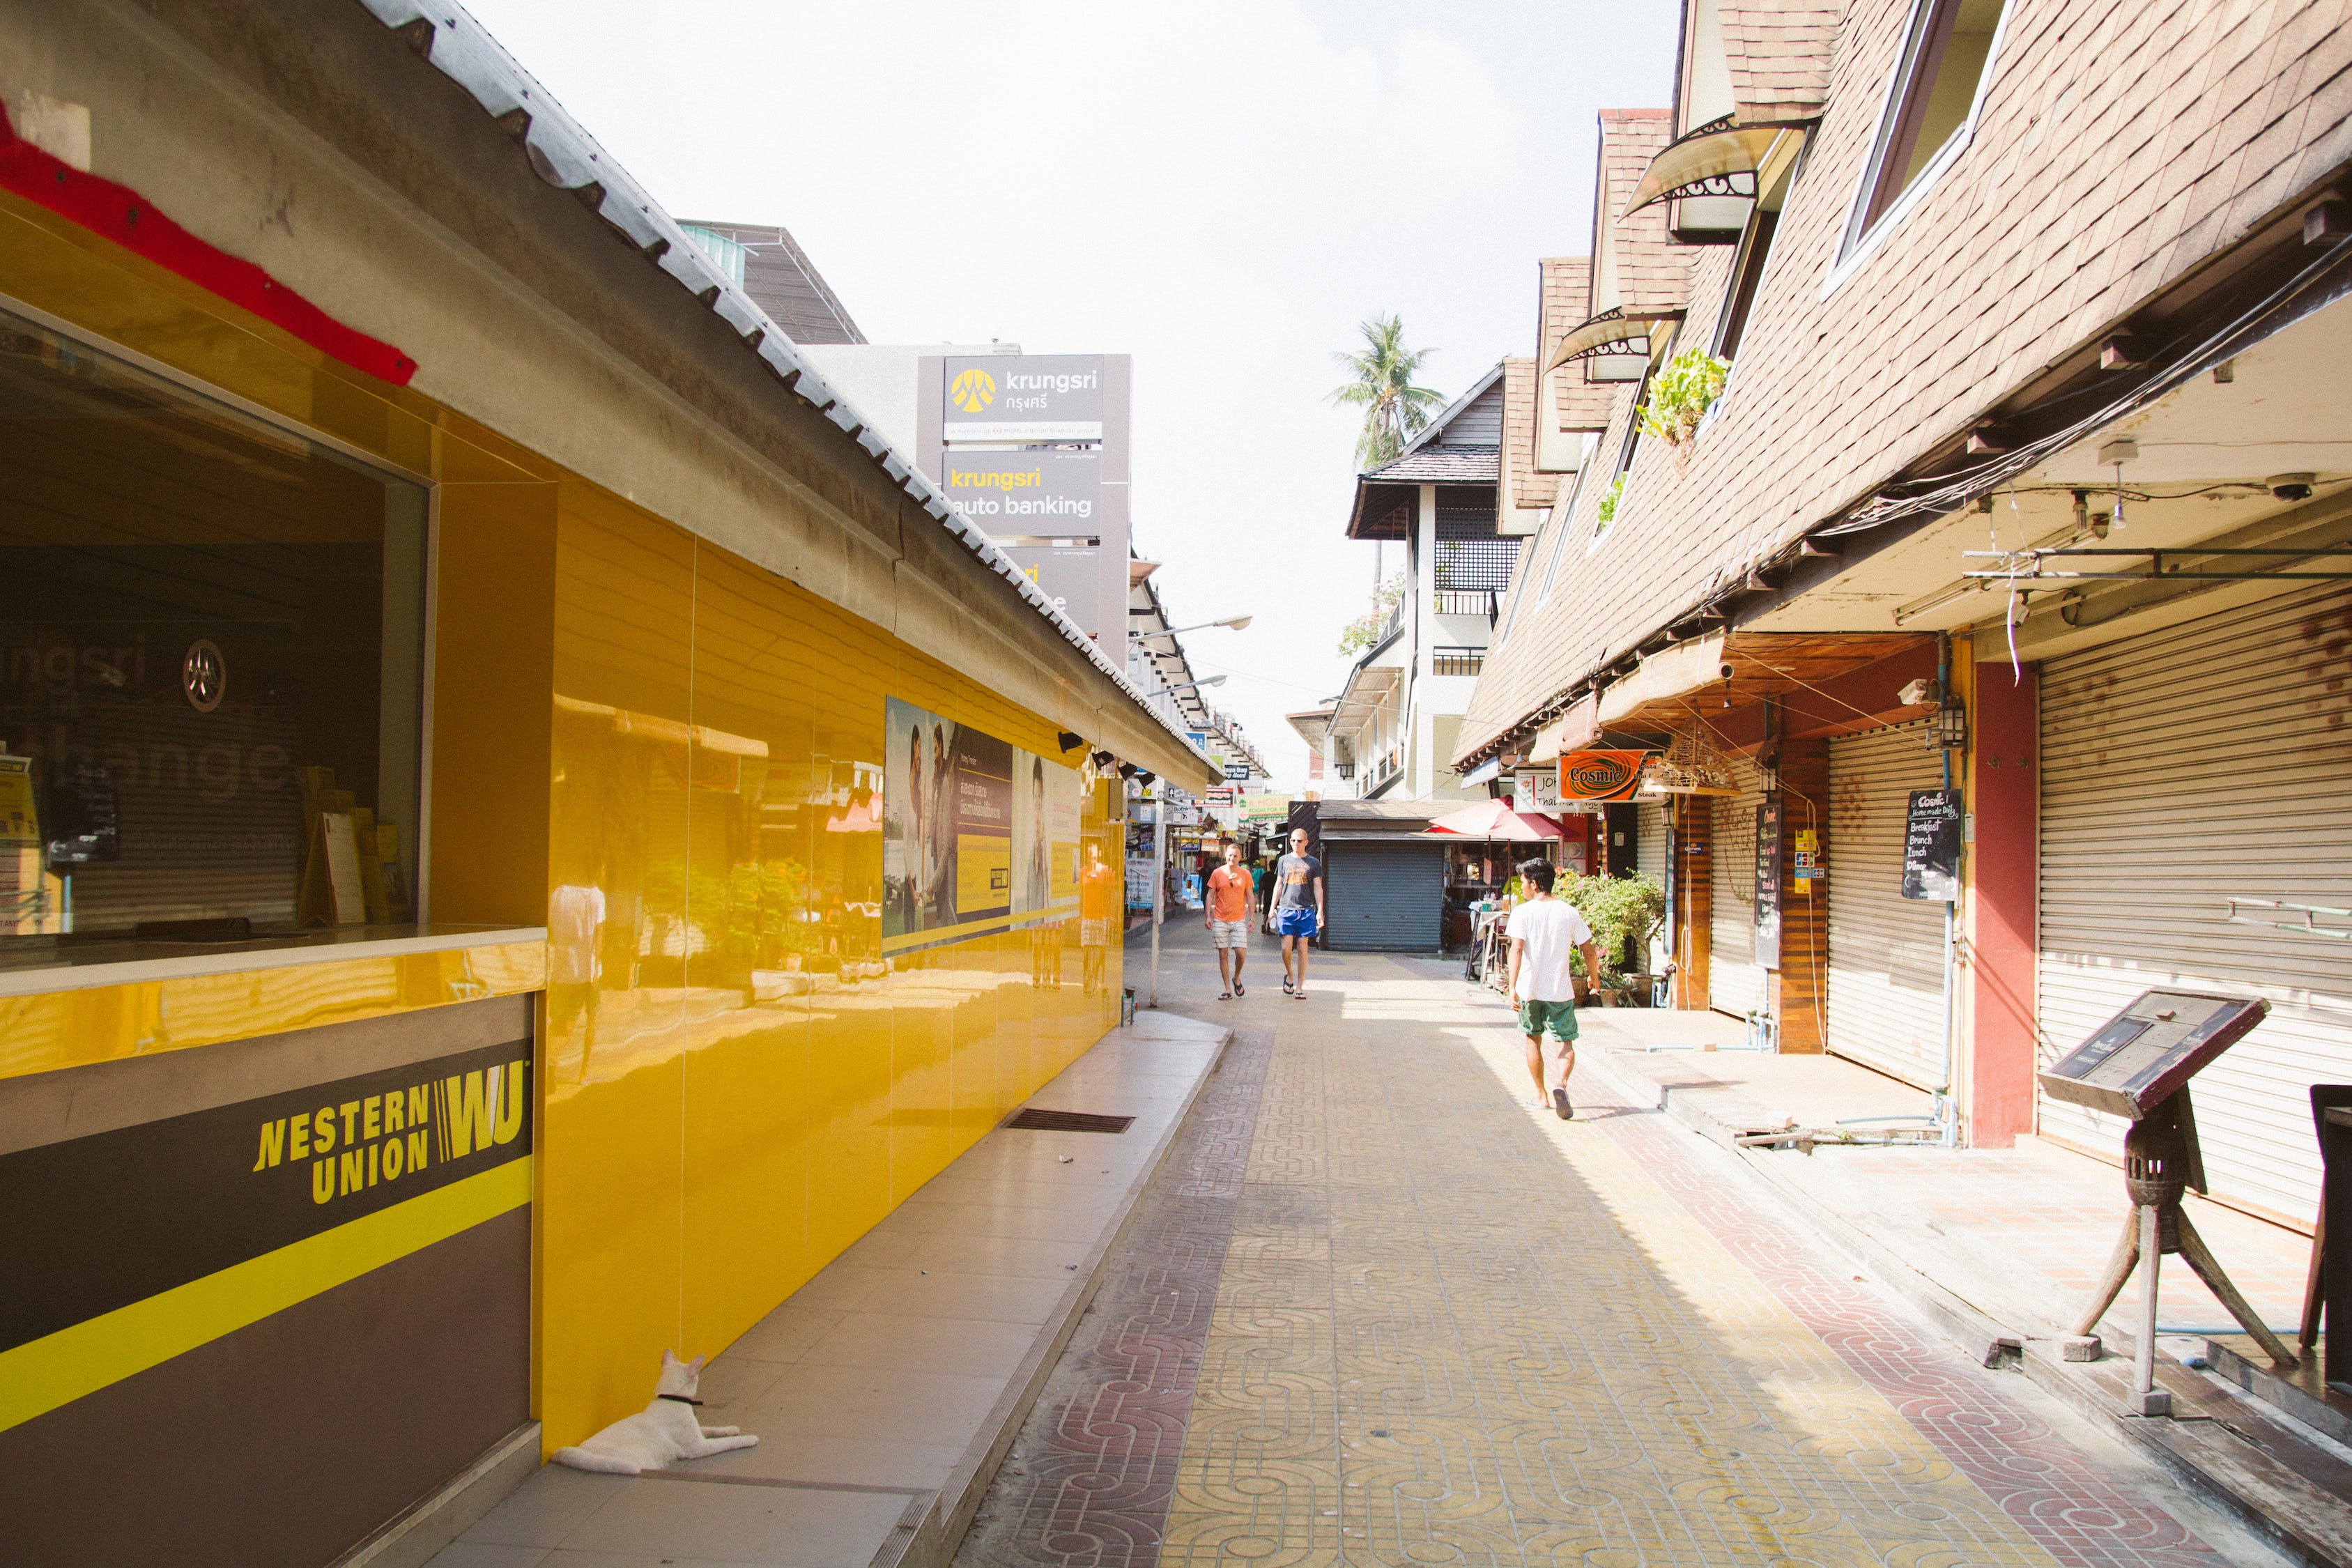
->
xmin=1271 ymin=827 xmax=1324 ymax=999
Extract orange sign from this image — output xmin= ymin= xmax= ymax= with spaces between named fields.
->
xmin=1556 ymin=750 xmax=1650 ymax=803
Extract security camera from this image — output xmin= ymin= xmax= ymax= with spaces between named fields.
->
xmin=2268 ymin=472 xmax=2317 ymax=502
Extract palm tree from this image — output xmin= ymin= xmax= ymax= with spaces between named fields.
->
xmin=1329 ymin=314 xmax=1446 ymax=470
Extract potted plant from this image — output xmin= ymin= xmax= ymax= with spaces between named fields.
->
xmin=1637 ymin=349 xmax=1731 ymax=451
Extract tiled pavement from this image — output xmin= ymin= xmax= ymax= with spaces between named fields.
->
xmin=957 ymin=926 xmax=2264 ymax=1568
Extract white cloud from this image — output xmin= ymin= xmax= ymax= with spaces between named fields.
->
xmin=457 ymin=0 xmax=1675 ymax=787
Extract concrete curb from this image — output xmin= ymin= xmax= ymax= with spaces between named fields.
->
xmin=333 ymin=1422 xmax=541 ymax=1568
xmin=889 ymin=1010 xmax=1234 ymax=1568
xmin=1574 ymin=1044 xmax=2352 ymax=1568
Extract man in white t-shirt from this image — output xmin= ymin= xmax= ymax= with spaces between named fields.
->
xmin=1505 ymin=858 xmax=1601 ymax=1121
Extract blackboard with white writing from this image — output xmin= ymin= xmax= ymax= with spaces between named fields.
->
xmin=1753 ymin=795 xmax=1783 ymax=969
xmin=1903 ymin=789 xmax=1962 ymax=902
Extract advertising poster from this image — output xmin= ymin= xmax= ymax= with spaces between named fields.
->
xmin=884 ymin=697 xmax=1079 ymax=955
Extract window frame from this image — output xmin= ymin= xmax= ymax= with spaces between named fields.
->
xmin=0 ymin=288 xmax=443 ymax=926
xmin=1824 ymin=0 xmax=2016 ymax=292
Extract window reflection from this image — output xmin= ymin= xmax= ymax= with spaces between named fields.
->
xmin=0 ymin=304 xmax=426 ymax=946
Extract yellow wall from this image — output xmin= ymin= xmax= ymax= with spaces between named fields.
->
xmin=0 ymin=189 xmax=1126 ymax=1456
xmin=528 ymin=473 xmax=1125 ymax=1450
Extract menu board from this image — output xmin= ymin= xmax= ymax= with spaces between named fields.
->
xmin=1902 ymin=790 xmax=1962 ymax=902
xmin=1753 ymin=795 xmax=1783 ymax=969
xmin=2038 ymin=989 xmax=2268 ymax=1120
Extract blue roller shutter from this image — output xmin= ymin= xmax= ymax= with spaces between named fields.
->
xmin=1323 ymin=840 xmax=1444 ymax=951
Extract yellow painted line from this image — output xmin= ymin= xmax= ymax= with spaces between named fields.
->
xmin=0 ymin=1157 xmax=532 ymax=1433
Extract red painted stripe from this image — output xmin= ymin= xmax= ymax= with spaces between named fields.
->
xmin=0 ymin=106 xmax=417 ymax=386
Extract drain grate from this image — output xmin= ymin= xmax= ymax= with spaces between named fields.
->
xmin=1006 ymin=1108 xmax=1134 ymax=1134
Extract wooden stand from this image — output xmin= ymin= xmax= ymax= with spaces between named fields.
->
xmin=2068 ymin=1089 xmax=2298 ymax=1415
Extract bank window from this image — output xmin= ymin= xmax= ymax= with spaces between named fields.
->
xmin=0 ymin=302 xmax=427 ymax=950
xmin=1847 ymin=0 xmax=2011 ymax=248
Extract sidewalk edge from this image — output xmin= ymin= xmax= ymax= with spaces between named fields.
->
xmin=884 ymin=1017 xmax=1235 ymax=1568
xmin=1575 ymin=1046 xmax=2352 ymax=1568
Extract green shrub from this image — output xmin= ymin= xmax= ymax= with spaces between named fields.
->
xmin=1564 ymin=870 xmax=1666 ymax=976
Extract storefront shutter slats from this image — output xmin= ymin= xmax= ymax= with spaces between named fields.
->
xmin=1635 ymin=802 xmax=1667 ymax=885
xmin=2038 ymin=583 xmax=2352 ymax=1229
xmin=1709 ymin=755 xmax=1765 ymax=1020
xmin=1323 ymin=840 xmax=1444 ymax=951
xmin=1825 ymin=723 xmax=1948 ymax=1090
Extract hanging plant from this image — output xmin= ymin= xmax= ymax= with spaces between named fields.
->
xmin=1637 ymin=350 xmax=1732 ymax=447
xmin=1596 ymin=475 xmax=1625 ymax=528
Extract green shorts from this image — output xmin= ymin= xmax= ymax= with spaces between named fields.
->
xmin=1517 ymin=998 xmax=1579 ymax=1043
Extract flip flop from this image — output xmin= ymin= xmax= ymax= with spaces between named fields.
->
xmin=1218 ymin=991 xmax=1232 ymax=1001
xmin=1234 ymin=981 xmax=1245 ymax=997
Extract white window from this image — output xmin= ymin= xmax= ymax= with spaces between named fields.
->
xmin=1841 ymin=0 xmax=2013 ymax=261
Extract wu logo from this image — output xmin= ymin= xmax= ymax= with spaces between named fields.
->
xmin=948 ymin=367 xmax=996 ymax=413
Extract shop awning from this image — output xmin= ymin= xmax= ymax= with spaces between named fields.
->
xmin=1621 ymin=119 xmax=1808 ymax=217
xmin=1417 ymin=800 xmax=1567 ymax=842
xmin=1545 ymin=307 xmax=1683 ymax=372
xmin=1596 ymin=631 xmax=1934 ymax=732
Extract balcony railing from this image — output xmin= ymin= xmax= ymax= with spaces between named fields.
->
xmin=1364 ymin=746 xmax=1403 ymax=792
xmin=1433 ymin=588 xmax=1499 ymax=620
xmin=1431 ymin=645 xmax=1484 ymax=677
xmin=1335 ymin=761 xmax=1357 ymax=780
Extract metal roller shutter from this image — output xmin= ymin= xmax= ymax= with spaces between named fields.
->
xmin=1323 ymin=840 xmax=1444 ymax=951
xmin=1636 ymin=802 xmax=1667 ymax=885
xmin=2039 ymin=583 xmax=2352 ymax=1228
xmin=1826 ymin=723 xmax=1949 ymax=1089
xmin=1710 ymin=756 xmax=1766 ymax=1020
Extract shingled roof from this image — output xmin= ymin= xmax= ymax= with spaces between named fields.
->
xmin=1721 ymin=0 xmax=1843 ymax=121
xmin=1500 ymin=356 xmax=1554 ymax=520
xmin=1538 ymin=256 xmax=1617 ymax=433
xmin=1362 ymin=447 xmax=1501 ymax=484
xmin=1456 ymin=0 xmax=2352 ymax=769
xmin=1595 ymin=111 xmax=1690 ymax=316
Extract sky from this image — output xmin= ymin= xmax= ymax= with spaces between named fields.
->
xmin=459 ymin=0 xmax=1680 ymax=790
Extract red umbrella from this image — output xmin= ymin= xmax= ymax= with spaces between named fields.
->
xmin=1419 ymin=800 xmax=1567 ymax=841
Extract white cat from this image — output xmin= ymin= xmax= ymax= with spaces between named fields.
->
xmin=551 ymin=1350 xmax=759 ymax=1475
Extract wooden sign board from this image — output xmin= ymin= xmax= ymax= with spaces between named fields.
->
xmin=1901 ymin=789 xmax=1962 ymax=902
xmin=2037 ymin=989 xmax=2268 ymax=1121
xmin=1753 ymin=795 xmax=1783 ymax=969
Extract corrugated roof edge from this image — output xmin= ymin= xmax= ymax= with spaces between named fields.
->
xmin=358 ymin=0 xmax=1206 ymax=771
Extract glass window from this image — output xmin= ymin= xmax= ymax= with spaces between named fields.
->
xmin=1852 ymin=0 xmax=2011 ymax=242
xmin=0 ymin=302 xmax=427 ymax=945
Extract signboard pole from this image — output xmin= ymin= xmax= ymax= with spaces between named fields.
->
xmin=1148 ymin=798 xmax=1166 ymax=1008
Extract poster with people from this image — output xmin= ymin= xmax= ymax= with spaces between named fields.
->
xmin=883 ymin=697 xmax=1080 ymax=955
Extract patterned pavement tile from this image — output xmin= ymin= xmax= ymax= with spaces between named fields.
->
xmin=957 ymin=935 xmax=2233 ymax=1568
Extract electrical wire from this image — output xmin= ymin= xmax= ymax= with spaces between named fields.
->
xmin=1819 ymin=231 xmax=2352 ymax=538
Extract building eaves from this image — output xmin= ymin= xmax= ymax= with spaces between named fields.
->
xmin=358 ymin=0 xmax=1208 ymax=774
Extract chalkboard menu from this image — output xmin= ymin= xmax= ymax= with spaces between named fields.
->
xmin=1901 ymin=789 xmax=1962 ymax=902
xmin=2038 ymin=989 xmax=2268 ymax=1120
xmin=1753 ymin=795 xmax=1783 ymax=969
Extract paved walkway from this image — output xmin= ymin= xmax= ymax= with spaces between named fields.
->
xmin=958 ymin=925 xmax=2279 ymax=1568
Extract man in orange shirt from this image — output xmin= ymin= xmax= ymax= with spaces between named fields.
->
xmin=1204 ymin=837 xmax=1256 ymax=999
